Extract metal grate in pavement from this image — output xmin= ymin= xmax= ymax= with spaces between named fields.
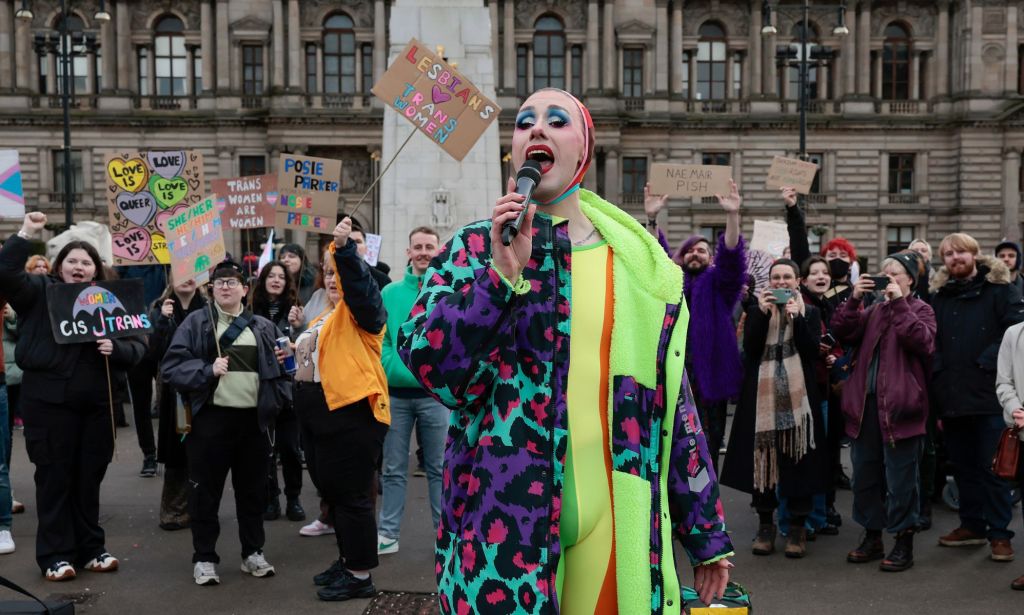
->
xmin=361 ymin=591 xmax=439 ymax=615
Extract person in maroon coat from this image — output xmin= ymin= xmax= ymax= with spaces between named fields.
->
xmin=832 ymin=251 xmax=936 ymax=572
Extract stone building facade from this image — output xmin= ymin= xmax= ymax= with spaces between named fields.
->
xmin=0 ymin=0 xmax=1022 ymax=270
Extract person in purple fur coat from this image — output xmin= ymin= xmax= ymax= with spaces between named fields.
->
xmin=644 ymin=184 xmax=747 ymax=472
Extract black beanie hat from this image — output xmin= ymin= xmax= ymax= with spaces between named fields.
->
xmin=887 ymin=251 xmax=922 ymax=290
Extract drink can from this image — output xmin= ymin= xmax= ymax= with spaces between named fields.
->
xmin=277 ymin=336 xmax=297 ymax=375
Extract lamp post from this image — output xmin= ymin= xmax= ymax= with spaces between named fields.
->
xmin=17 ymin=0 xmax=109 ymax=230
xmin=762 ymin=1 xmax=848 ymax=166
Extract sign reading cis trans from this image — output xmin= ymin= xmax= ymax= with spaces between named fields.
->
xmin=372 ymin=38 xmax=501 ymax=161
xmin=46 ymin=279 xmax=152 ymax=344
xmin=276 ymin=153 xmax=343 ymax=233
xmin=106 ymin=150 xmax=205 ymax=266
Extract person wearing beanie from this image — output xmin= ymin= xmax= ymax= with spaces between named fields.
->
xmin=832 ymin=251 xmax=936 ymax=572
xmin=995 ymin=240 xmax=1024 ymax=295
xmin=644 ymin=185 xmax=747 ymax=474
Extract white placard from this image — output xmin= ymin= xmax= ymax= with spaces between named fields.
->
xmin=363 ymin=232 xmax=382 ymax=267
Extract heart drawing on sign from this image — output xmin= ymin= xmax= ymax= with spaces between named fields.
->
xmin=151 ymin=232 xmax=171 ymax=264
xmin=107 ymin=158 xmax=149 ymax=193
xmin=116 ymin=190 xmax=158 ymax=227
xmin=156 ymin=204 xmax=189 ymax=235
xmin=150 ymin=175 xmax=188 ymax=209
xmin=112 ymin=227 xmax=152 ymax=262
xmin=147 ymin=151 xmax=186 ymax=179
xmin=431 ymin=85 xmax=452 ymax=105
xmin=187 ymin=177 xmax=201 ymax=192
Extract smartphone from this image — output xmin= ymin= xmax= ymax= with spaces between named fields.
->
xmin=865 ymin=276 xmax=891 ymax=289
xmin=770 ymin=288 xmax=796 ymax=304
xmin=822 ymin=332 xmax=837 ymax=347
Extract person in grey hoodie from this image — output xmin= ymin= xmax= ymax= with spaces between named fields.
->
xmin=994 ymin=321 xmax=1024 ymax=591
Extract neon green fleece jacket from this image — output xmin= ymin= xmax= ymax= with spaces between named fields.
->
xmin=381 ymin=265 xmax=424 ymax=390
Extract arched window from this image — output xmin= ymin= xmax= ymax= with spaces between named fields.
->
xmin=697 ymin=22 xmax=727 ymax=100
xmin=154 ymin=15 xmax=186 ymax=96
xmin=533 ymin=16 xmax=565 ymax=90
xmin=323 ymin=13 xmax=356 ymax=95
xmin=53 ymin=14 xmax=88 ymax=95
xmin=787 ymin=21 xmax=819 ymax=100
xmin=882 ymin=23 xmax=911 ymax=100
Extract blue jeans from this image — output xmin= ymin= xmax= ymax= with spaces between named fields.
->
xmin=944 ymin=414 xmax=1015 ymax=540
xmin=378 ymin=395 xmax=448 ymax=540
xmin=0 ymin=384 xmax=11 ymax=530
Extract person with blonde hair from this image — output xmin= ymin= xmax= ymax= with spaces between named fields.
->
xmin=930 ymin=232 xmax=1024 ymax=562
xmin=24 ymin=255 xmax=49 ymax=275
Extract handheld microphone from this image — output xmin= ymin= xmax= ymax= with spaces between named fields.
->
xmin=500 ymin=160 xmax=543 ymax=247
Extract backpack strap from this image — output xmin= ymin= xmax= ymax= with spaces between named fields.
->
xmin=0 ymin=573 xmax=56 ymax=614
xmin=213 ymin=308 xmax=256 ymax=353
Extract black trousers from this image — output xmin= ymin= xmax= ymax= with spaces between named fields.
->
xmin=186 ymin=405 xmax=269 ymax=564
xmin=22 ymin=396 xmax=114 ymax=572
xmin=266 ymin=405 xmax=303 ymax=502
xmin=295 ymin=383 xmax=386 ymax=571
xmin=753 ymin=490 xmax=812 ymax=520
xmin=127 ymin=361 xmax=156 ymax=457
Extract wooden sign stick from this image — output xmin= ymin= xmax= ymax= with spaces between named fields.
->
xmin=347 ymin=128 xmax=417 ymax=222
xmin=105 ymin=356 xmax=117 ymax=460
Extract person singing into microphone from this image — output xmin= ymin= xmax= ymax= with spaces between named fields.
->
xmin=399 ymin=88 xmax=734 ymax=614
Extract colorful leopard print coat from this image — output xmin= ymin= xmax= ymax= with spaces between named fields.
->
xmin=399 ymin=190 xmax=734 ymax=615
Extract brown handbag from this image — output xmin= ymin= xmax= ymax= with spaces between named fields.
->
xmin=992 ymin=426 xmax=1022 ymax=481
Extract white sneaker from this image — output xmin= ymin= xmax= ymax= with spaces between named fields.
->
xmin=299 ymin=519 xmax=335 ymax=537
xmin=240 ymin=551 xmax=275 ymax=578
xmin=193 ymin=561 xmax=219 ymax=586
xmin=377 ymin=533 xmax=399 ymax=555
xmin=83 ymin=552 xmax=119 ymax=572
xmin=0 ymin=530 xmax=15 ymax=554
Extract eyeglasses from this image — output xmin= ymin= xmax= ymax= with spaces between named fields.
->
xmin=212 ymin=278 xmax=242 ymax=289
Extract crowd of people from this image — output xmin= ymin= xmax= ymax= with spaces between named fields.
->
xmin=0 ymin=85 xmax=1022 ymax=614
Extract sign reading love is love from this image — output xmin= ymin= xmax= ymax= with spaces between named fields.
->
xmin=105 ymin=150 xmax=204 ymax=265
xmin=165 ymin=195 xmax=226 ymax=285
xmin=372 ymin=39 xmax=501 ymax=161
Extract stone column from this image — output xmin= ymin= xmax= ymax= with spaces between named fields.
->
xmin=100 ymin=2 xmax=115 ymax=92
xmin=116 ymin=0 xmax=131 ymax=90
xmin=199 ymin=0 xmax=213 ymax=91
xmin=231 ymin=42 xmax=241 ymax=91
xmin=46 ymin=49 xmax=57 ymax=94
xmin=857 ymin=1 xmax=870 ymax=95
xmin=603 ymin=0 xmax=615 ymax=92
xmin=655 ymin=0 xmax=668 ymax=93
xmin=688 ymin=49 xmax=697 ymax=99
xmin=374 ymin=0 xmax=386 ymax=81
xmin=605 ymin=148 xmax=620 ymax=203
xmin=1003 ymin=149 xmax=1022 ymax=242
xmin=671 ymin=0 xmax=682 ymax=94
xmin=489 ymin=0 xmax=498 ymax=79
xmin=0 ymin=0 xmax=11 ymax=90
xmin=148 ymin=44 xmax=156 ymax=95
xmin=842 ymin=4 xmax=855 ymax=96
xmin=186 ymin=46 xmax=196 ymax=95
xmin=726 ymin=51 xmax=735 ymax=98
xmin=878 ymin=151 xmax=888 ymax=194
xmin=780 ymin=63 xmax=789 ymax=100
xmin=818 ymin=62 xmax=828 ymax=100
xmin=85 ymin=46 xmax=96 ymax=94
xmin=527 ymin=47 xmax=533 ymax=89
xmin=1006 ymin=5 xmax=1018 ymax=96
xmin=969 ymin=3 xmax=982 ymax=92
xmin=873 ymin=50 xmax=882 ymax=98
xmin=503 ymin=0 xmax=515 ymax=92
xmin=272 ymin=0 xmax=284 ymax=88
xmin=14 ymin=4 xmax=29 ymax=90
xmin=764 ymin=18 xmax=777 ymax=96
xmin=750 ymin=0 xmax=762 ymax=96
xmin=935 ymin=0 xmax=949 ymax=97
xmin=909 ymin=50 xmax=920 ymax=100
xmin=216 ymin=0 xmax=229 ymax=90
xmin=587 ymin=0 xmax=599 ymax=91
xmin=288 ymin=0 xmax=300 ymax=89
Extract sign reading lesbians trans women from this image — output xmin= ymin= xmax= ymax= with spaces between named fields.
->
xmin=165 ymin=195 xmax=227 ymax=285
xmin=372 ymin=39 xmax=501 ymax=161
xmin=276 ymin=153 xmax=343 ymax=233
xmin=46 ymin=279 xmax=152 ymax=344
xmin=105 ymin=150 xmax=205 ymax=266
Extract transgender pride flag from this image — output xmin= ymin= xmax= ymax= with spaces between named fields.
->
xmin=0 ymin=150 xmax=25 ymax=218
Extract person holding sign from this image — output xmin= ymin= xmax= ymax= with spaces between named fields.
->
xmin=399 ymin=89 xmax=733 ymax=614
xmin=0 ymin=212 xmax=146 ymax=581
xmin=160 ymin=261 xmax=292 ymax=587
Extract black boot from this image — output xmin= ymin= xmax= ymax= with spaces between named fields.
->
xmin=286 ymin=498 xmax=306 ymax=522
xmin=263 ymin=498 xmax=281 ymax=521
xmin=847 ymin=530 xmax=884 ymax=563
xmin=880 ymin=530 xmax=914 ymax=572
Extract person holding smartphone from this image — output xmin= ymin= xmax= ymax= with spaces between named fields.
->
xmin=832 ymin=251 xmax=935 ymax=572
xmin=721 ymin=258 xmax=828 ymax=559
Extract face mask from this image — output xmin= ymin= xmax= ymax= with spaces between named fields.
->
xmin=828 ymin=258 xmax=850 ymax=280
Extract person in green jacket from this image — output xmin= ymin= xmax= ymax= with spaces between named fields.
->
xmin=376 ymin=226 xmax=445 ymax=556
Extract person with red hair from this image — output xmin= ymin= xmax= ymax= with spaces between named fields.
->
xmin=820 ymin=237 xmax=858 ymax=309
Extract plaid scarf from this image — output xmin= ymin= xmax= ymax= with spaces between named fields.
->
xmin=753 ymin=307 xmax=815 ymax=492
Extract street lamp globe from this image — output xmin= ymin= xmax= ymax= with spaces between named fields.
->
xmin=761 ymin=24 xmax=778 ymax=35
xmin=832 ymin=24 xmax=850 ymax=36
xmin=14 ymin=8 xmax=32 ymax=21
xmin=94 ymin=10 xmax=112 ymax=23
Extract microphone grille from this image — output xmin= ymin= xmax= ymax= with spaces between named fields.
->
xmin=519 ymin=159 xmax=542 ymax=181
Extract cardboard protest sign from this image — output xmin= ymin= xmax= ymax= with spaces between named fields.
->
xmin=0 ymin=150 xmax=25 ymax=218
xmin=106 ymin=150 xmax=204 ymax=265
xmin=363 ymin=232 xmax=382 ymax=267
xmin=46 ymin=279 xmax=151 ymax=344
xmin=765 ymin=156 xmax=819 ymax=194
xmin=750 ymin=219 xmax=790 ymax=259
xmin=276 ymin=153 xmax=342 ymax=233
xmin=165 ymin=195 xmax=226 ymax=285
xmin=212 ymin=174 xmax=277 ymax=230
xmin=649 ymin=163 xmax=732 ymax=198
xmin=372 ymin=38 xmax=501 ymax=161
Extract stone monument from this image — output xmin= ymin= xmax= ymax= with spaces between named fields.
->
xmin=378 ymin=0 xmax=501 ymax=273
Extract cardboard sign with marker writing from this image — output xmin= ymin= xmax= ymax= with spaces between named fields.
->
xmin=276 ymin=153 xmax=342 ymax=234
xmin=165 ymin=194 xmax=227 ymax=285
xmin=106 ymin=150 xmax=204 ymax=266
xmin=765 ymin=155 xmax=819 ymax=194
xmin=46 ymin=279 xmax=151 ymax=344
xmin=0 ymin=149 xmax=25 ymax=218
xmin=372 ymin=38 xmax=501 ymax=161
xmin=212 ymin=174 xmax=278 ymax=230
xmin=363 ymin=232 xmax=382 ymax=267
xmin=649 ymin=163 xmax=733 ymax=198
xmin=750 ymin=219 xmax=790 ymax=258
